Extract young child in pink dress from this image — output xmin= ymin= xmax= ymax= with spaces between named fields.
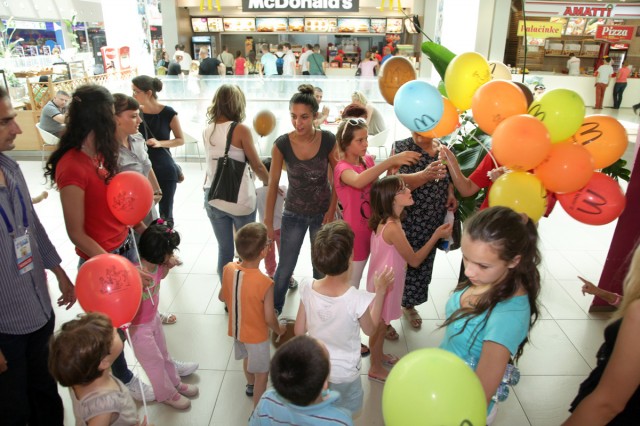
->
xmin=129 ymin=219 xmax=199 ymax=410
xmin=366 ymin=176 xmax=452 ymax=382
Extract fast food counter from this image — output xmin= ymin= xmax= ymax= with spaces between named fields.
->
xmin=325 ymin=67 xmax=359 ymax=77
xmin=511 ymin=72 xmax=640 ymax=108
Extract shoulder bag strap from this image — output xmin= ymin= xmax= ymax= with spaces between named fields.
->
xmin=224 ymin=121 xmax=238 ymax=157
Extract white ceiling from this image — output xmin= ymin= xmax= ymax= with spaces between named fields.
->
xmin=0 ymin=0 xmax=103 ymax=22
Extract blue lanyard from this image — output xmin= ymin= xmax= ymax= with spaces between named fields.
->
xmin=0 ymin=187 xmax=28 ymax=235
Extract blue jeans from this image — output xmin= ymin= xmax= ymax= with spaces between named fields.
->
xmin=613 ymin=82 xmax=627 ymax=109
xmin=203 ymin=190 xmax=257 ymax=277
xmin=273 ymin=210 xmax=324 ymax=313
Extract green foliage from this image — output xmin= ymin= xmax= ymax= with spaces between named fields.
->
xmin=602 ymin=158 xmax=631 ymax=182
xmin=0 ymin=17 xmax=23 ymax=59
xmin=442 ymin=113 xmax=492 ymax=220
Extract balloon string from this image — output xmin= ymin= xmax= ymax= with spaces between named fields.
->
xmin=469 ymin=134 xmax=499 ymax=169
xmin=440 ymin=127 xmax=499 ymax=182
xmin=124 ymin=327 xmax=149 ymax=422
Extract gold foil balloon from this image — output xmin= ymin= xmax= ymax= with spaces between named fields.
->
xmin=378 ymin=56 xmax=417 ymax=105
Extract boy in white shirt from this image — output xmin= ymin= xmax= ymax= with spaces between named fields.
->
xmin=294 ymin=221 xmax=392 ymax=415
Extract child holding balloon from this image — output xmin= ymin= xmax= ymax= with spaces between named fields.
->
xmin=439 ymin=206 xmax=541 ymax=423
xmin=49 ymin=312 xmax=148 ymax=426
xmin=129 ymin=219 xmax=199 ymax=410
xmin=366 ymin=176 xmax=451 ymax=382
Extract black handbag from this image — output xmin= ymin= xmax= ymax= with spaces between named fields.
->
xmin=207 ymin=122 xmax=242 ymax=203
xmin=449 ymin=210 xmax=462 ymax=251
xmin=355 ymin=67 xmax=362 ymax=76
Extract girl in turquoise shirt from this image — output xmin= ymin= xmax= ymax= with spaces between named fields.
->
xmin=440 ymin=206 xmax=541 ymax=423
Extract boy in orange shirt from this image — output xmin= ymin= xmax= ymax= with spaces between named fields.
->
xmin=219 ymin=223 xmax=286 ymax=406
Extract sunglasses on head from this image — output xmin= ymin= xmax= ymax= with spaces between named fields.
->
xmin=341 ymin=117 xmax=367 ymax=139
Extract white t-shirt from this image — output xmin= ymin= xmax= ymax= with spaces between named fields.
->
xmin=567 ymin=56 xmax=580 ymax=76
xmin=596 ymin=64 xmax=613 ymax=84
xmin=256 ymin=185 xmax=286 ymax=230
xmin=299 ymin=50 xmax=313 ymax=73
xmin=300 ymin=280 xmax=374 ymax=383
xmin=174 ymin=50 xmax=192 ymax=72
xmin=283 ymin=51 xmax=296 ymax=76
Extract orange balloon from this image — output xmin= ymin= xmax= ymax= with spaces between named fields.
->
xmin=378 ymin=56 xmax=417 ymax=105
xmin=562 ymin=115 xmax=628 ymax=169
xmin=253 ymin=110 xmax=276 ymax=137
xmin=471 ymin=80 xmax=528 ymax=135
xmin=492 ymin=114 xmax=551 ymax=171
xmin=419 ymin=97 xmax=459 ymax=138
xmin=534 ymin=143 xmax=594 ymax=194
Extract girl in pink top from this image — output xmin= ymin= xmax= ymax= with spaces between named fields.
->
xmin=333 ymin=115 xmax=419 ymax=288
xmin=366 ymin=176 xmax=452 ymax=382
xmin=129 ymin=219 xmax=199 ymax=410
xmin=234 ymin=51 xmax=246 ymax=76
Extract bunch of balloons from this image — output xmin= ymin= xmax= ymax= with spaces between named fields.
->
xmin=385 ymin=43 xmax=628 ymax=226
xmin=76 ymin=171 xmax=154 ymax=327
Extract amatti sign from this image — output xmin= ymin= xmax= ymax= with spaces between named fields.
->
xmin=242 ymin=0 xmax=358 ymax=12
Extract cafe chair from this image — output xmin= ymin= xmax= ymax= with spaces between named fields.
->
xmin=176 ymin=132 xmax=203 ymax=169
xmin=36 ymin=123 xmax=59 ymax=167
xmin=367 ymin=128 xmax=391 ymax=160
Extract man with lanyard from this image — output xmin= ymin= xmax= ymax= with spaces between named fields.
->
xmin=0 ymin=87 xmax=75 ymax=425
xmin=38 ymin=90 xmax=69 ymax=137
xmin=218 ymin=45 xmax=234 ymax=75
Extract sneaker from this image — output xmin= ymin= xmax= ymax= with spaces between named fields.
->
xmin=176 ymin=382 xmax=199 ymax=398
xmin=245 ymin=384 xmax=254 ymax=397
xmin=163 ymin=392 xmax=191 ymax=410
xmin=288 ymin=278 xmax=298 ymax=290
xmin=126 ymin=375 xmax=155 ymax=401
xmin=174 ymin=360 xmax=199 ymax=377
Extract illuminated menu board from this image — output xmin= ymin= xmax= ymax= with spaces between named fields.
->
xmin=256 ymin=17 xmax=288 ymax=32
xmin=223 ymin=18 xmax=256 ymax=32
xmin=337 ymin=18 xmax=370 ymax=33
xmin=289 ymin=17 xmax=304 ymax=32
xmin=207 ymin=17 xmax=224 ymax=32
xmin=191 ymin=18 xmax=208 ymax=33
xmin=386 ymin=18 xmax=403 ymax=33
xmin=304 ymin=18 xmax=337 ymax=33
xmin=370 ymin=18 xmax=386 ymax=34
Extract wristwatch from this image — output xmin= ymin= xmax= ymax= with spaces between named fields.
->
xmin=154 ymin=190 xmax=163 ymax=196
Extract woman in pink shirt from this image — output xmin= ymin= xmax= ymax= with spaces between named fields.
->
xmin=613 ymin=63 xmax=632 ymax=109
xmin=234 ymin=51 xmax=246 ymax=76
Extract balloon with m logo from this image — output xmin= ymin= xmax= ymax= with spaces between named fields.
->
xmin=557 ymin=173 xmax=626 ymax=225
xmin=393 ymin=80 xmax=444 ymax=133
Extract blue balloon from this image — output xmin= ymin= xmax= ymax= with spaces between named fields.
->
xmin=393 ymin=81 xmax=444 ymax=132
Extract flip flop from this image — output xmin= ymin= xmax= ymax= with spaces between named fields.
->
xmin=382 ymin=353 xmax=399 ymax=368
xmin=403 ymin=307 xmax=422 ymax=329
xmin=368 ymin=373 xmax=386 ymax=384
xmin=385 ymin=324 xmax=399 ymax=341
xmin=160 ymin=312 xmax=177 ymax=325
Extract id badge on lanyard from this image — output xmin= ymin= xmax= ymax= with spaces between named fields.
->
xmin=0 ymin=186 xmax=33 ymax=274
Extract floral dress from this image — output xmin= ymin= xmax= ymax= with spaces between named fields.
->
xmin=395 ymin=137 xmax=450 ymax=307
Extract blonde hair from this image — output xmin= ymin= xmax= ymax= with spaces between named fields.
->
xmin=206 ymin=84 xmax=246 ymax=124
xmin=352 ymin=91 xmax=368 ymax=105
xmin=613 ymin=244 xmax=640 ymax=320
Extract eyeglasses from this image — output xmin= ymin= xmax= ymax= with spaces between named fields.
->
xmin=396 ymin=183 xmax=410 ymax=194
xmin=340 ymin=117 xmax=367 ymax=139
xmin=132 ymin=88 xmax=143 ymax=96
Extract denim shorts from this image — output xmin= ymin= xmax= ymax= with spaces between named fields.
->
xmin=330 ymin=376 xmax=364 ymax=414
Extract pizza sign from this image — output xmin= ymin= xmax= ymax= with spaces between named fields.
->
xmin=595 ymin=25 xmax=634 ymax=42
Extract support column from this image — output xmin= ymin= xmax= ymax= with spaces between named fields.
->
xmin=101 ymin=0 xmax=154 ymax=75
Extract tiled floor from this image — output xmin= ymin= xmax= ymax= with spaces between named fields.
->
xmin=19 ymin=106 xmax=638 ymax=425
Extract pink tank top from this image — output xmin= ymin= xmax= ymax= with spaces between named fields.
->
xmin=366 ymin=221 xmax=407 ymax=324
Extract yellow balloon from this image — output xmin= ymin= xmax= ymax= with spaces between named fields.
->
xmin=444 ymin=52 xmax=491 ymax=111
xmin=489 ymin=172 xmax=547 ymax=222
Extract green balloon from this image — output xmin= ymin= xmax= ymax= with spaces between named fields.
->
xmin=528 ymin=89 xmax=586 ymax=143
xmin=383 ymin=348 xmax=486 ymax=426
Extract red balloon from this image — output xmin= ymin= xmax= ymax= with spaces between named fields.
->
xmin=76 ymin=254 xmax=142 ymax=328
xmin=557 ymin=173 xmax=626 ymax=225
xmin=107 ymin=171 xmax=153 ymax=226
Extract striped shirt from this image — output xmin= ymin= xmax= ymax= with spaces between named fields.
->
xmin=221 ymin=262 xmax=273 ymax=344
xmin=0 ymin=154 xmax=61 ymax=334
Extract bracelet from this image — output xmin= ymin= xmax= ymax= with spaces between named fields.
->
xmin=154 ymin=191 xmax=163 ymax=196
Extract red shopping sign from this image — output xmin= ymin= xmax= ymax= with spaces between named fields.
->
xmin=595 ymin=25 xmax=634 ymax=42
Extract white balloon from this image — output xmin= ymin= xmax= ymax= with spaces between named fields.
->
xmin=488 ymin=61 xmax=513 ymax=81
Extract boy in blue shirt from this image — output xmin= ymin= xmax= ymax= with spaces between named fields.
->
xmin=249 ymin=335 xmax=353 ymax=425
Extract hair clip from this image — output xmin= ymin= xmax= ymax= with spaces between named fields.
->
xmin=157 ymin=218 xmax=165 ymax=225
xmin=73 ymin=95 xmax=82 ymax=102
